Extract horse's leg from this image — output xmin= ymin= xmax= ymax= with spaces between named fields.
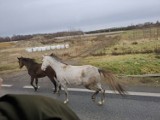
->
xmin=55 ymin=80 xmax=62 ymax=95
xmin=62 ymin=84 xmax=69 ymax=104
xmin=30 ymin=77 xmax=37 ymax=91
xmin=91 ymin=91 xmax=99 ymax=102
xmin=97 ymin=86 xmax=106 ymax=105
xmin=85 ymin=84 xmax=99 ymax=103
xmin=102 ymin=89 xmax=105 ymax=103
xmin=99 ymin=89 xmax=105 ymax=105
xmin=35 ymin=78 xmax=38 ymax=91
xmin=89 ymin=83 xmax=105 ymax=105
xmin=48 ymin=76 xmax=57 ymax=93
xmin=52 ymin=78 xmax=57 ymax=93
xmin=58 ymin=84 xmax=61 ymax=92
xmin=58 ymin=81 xmax=62 ymax=92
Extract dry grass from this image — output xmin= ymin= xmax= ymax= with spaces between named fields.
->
xmin=106 ymin=38 xmax=160 ymax=55
xmin=0 ymin=41 xmax=16 ymax=49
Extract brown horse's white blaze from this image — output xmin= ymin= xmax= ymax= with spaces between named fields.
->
xmin=41 ymin=55 xmax=126 ymax=105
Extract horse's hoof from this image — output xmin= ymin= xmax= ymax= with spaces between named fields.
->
xmin=53 ymin=90 xmax=56 ymax=94
xmin=92 ymin=98 xmax=96 ymax=102
xmin=64 ymin=100 xmax=69 ymax=104
xmin=34 ymin=87 xmax=38 ymax=91
xmin=56 ymin=91 xmax=60 ymax=96
xmin=98 ymin=101 xmax=103 ymax=106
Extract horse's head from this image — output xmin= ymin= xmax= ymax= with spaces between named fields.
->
xmin=17 ymin=57 xmax=24 ymax=69
xmin=41 ymin=55 xmax=50 ymax=71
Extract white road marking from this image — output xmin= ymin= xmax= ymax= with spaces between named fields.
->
xmin=126 ymin=91 xmax=160 ymax=97
xmin=64 ymin=88 xmax=160 ymax=97
xmin=1 ymin=84 xmax=13 ymax=87
xmin=23 ymin=85 xmax=40 ymax=89
xmin=1 ymin=84 xmax=160 ymax=97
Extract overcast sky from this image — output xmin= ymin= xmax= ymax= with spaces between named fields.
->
xmin=0 ymin=0 xmax=160 ymax=37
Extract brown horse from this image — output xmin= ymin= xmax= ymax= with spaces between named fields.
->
xmin=17 ymin=57 xmax=58 ymax=92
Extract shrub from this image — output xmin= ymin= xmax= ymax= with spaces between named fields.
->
xmin=131 ymin=41 xmax=138 ymax=45
xmin=154 ymin=47 xmax=160 ymax=54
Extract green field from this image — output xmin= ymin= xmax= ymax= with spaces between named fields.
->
xmin=82 ymin=54 xmax=160 ymax=75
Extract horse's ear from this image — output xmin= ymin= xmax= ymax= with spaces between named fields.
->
xmin=17 ymin=57 xmax=20 ymax=60
xmin=50 ymin=53 xmax=54 ymax=56
xmin=50 ymin=53 xmax=56 ymax=57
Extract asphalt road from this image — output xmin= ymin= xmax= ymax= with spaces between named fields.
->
xmin=0 ymin=71 xmax=160 ymax=120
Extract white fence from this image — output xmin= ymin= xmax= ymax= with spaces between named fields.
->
xmin=25 ymin=44 xmax=69 ymax=52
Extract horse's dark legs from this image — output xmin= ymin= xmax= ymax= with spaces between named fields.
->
xmin=87 ymin=83 xmax=105 ymax=105
xmin=30 ymin=77 xmax=38 ymax=91
xmin=48 ymin=76 xmax=57 ymax=93
xmin=85 ymin=84 xmax=100 ymax=102
xmin=35 ymin=78 xmax=38 ymax=91
xmin=92 ymin=89 xmax=105 ymax=105
xmin=91 ymin=91 xmax=99 ymax=101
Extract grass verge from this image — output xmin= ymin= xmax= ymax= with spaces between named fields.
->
xmin=82 ymin=54 xmax=160 ymax=75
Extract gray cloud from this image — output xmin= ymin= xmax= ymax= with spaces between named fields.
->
xmin=0 ymin=0 xmax=160 ymax=36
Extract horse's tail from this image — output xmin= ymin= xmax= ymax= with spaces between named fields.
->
xmin=98 ymin=69 xmax=126 ymax=95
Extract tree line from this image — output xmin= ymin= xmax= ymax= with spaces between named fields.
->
xmin=0 ymin=35 xmax=33 ymax=42
xmin=0 ymin=30 xmax=84 ymax=42
xmin=0 ymin=21 xmax=160 ymax=42
xmin=85 ymin=21 xmax=160 ymax=34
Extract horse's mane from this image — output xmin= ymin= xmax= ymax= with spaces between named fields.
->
xmin=50 ymin=53 xmax=68 ymax=65
xmin=21 ymin=57 xmax=37 ymax=64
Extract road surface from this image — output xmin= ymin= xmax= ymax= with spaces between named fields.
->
xmin=0 ymin=71 xmax=160 ymax=120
